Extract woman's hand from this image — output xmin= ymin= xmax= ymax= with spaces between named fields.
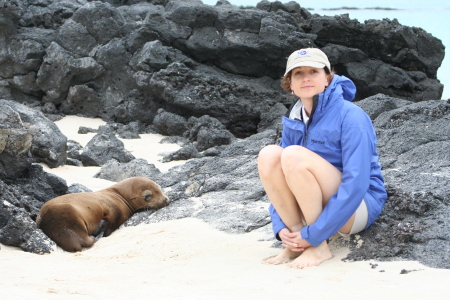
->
xmin=279 ymin=228 xmax=311 ymax=252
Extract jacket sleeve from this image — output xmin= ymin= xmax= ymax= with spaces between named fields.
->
xmin=279 ymin=117 xmax=290 ymax=148
xmin=269 ymin=204 xmax=287 ymax=240
xmin=301 ymin=111 xmax=374 ymax=247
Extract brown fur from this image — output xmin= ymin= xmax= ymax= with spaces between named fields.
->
xmin=36 ymin=177 xmax=169 ymax=252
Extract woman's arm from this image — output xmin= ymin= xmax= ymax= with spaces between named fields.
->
xmin=269 ymin=204 xmax=287 ymax=240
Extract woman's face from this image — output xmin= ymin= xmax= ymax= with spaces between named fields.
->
xmin=289 ymin=66 xmax=329 ymax=101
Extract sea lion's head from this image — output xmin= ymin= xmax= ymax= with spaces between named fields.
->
xmin=113 ymin=177 xmax=170 ymax=210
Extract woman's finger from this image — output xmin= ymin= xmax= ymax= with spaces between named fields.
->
xmin=282 ymin=243 xmax=305 ymax=252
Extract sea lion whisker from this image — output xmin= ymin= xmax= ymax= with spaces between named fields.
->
xmin=135 ymin=204 xmax=154 ymax=211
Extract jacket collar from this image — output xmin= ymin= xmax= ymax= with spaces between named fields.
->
xmin=314 ymin=74 xmax=357 ymax=116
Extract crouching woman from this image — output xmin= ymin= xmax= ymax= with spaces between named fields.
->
xmin=258 ymin=48 xmax=387 ymax=269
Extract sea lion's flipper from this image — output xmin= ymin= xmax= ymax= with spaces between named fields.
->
xmin=94 ymin=231 xmax=104 ymax=242
xmin=91 ymin=219 xmax=110 ymax=241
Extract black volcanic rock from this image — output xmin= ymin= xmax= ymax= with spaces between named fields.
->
xmin=152 ymin=109 xmax=189 ymax=136
xmin=0 ymin=100 xmax=67 ymax=174
xmin=79 ymin=132 xmax=135 ymax=166
xmin=0 ymin=164 xmax=67 ymax=254
xmin=0 ymin=0 xmax=444 ymax=138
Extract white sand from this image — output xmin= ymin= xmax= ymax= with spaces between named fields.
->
xmin=1 ymin=116 xmax=448 ymax=299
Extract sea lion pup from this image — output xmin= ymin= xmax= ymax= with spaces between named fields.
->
xmin=36 ymin=177 xmax=170 ymax=252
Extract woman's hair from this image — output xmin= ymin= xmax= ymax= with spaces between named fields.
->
xmin=281 ymin=67 xmax=334 ymax=93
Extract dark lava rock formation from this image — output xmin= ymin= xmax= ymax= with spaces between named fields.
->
xmin=0 ymin=0 xmax=445 ymax=137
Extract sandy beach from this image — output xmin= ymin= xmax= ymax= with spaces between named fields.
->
xmin=1 ymin=116 xmax=449 ymax=299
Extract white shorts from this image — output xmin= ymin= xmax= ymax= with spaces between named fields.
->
xmin=338 ymin=199 xmax=368 ymax=237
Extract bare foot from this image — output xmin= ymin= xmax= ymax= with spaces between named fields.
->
xmin=262 ymin=248 xmax=301 ymax=265
xmin=287 ymin=241 xmax=332 ymax=269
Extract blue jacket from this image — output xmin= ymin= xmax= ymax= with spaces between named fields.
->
xmin=270 ymin=75 xmax=387 ymax=247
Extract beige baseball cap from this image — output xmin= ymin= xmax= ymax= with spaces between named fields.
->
xmin=284 ymin=48 xmax=331 ymax=76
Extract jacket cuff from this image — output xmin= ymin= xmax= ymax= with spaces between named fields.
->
xmin=301 ymin=226 xmax=322 ymax=247
xmin=273 ymin=225 xmax=287 ymax=241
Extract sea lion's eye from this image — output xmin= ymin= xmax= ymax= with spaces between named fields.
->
xmin=143 ymin=190 xmax=152 ymax=201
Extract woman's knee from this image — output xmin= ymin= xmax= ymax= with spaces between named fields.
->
xmin=280 ymin=145 xmax=308 ymax=172
xmin=258 ymin=145 xmax=283 ymax=173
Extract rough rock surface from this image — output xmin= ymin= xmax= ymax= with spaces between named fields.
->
xmin=348 ymin=97 xmax=450 ymax=268
xmin=0 ymin=100 xmax=67 ymax=179
xmin=79 ymin=132 xmax=135 ymax=166
xmin=0 ymin=1 xmax=449 ymax=269
xmin=0 ymin=164 xmax=68 ymax=254
xmin=0 ymin=0 xmax=445 ymax=138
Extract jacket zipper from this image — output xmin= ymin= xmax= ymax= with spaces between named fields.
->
xmin=304 ymin=95 xmax=319 ymax=147
xmin=304 ymin=127 xmax=309 ymax=146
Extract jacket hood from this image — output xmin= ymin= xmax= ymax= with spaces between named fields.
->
xmin=327 ymin=74 xmax=356 ymax=102
xmin=315 ymin=74 xmax=356 ymax=115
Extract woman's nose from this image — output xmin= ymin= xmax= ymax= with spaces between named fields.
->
xmin=302 ymin=74 xmax=311 ymax=81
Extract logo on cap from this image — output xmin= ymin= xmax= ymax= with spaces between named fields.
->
xmin=299 ymin=50 xmax=307 ymax=55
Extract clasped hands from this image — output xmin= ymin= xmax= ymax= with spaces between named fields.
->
xmin=279 ymin=228 xmax=311 ymax=252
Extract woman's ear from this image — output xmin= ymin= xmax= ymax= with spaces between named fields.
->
xmin=326 ymin=74 xmax=333 ymax=86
